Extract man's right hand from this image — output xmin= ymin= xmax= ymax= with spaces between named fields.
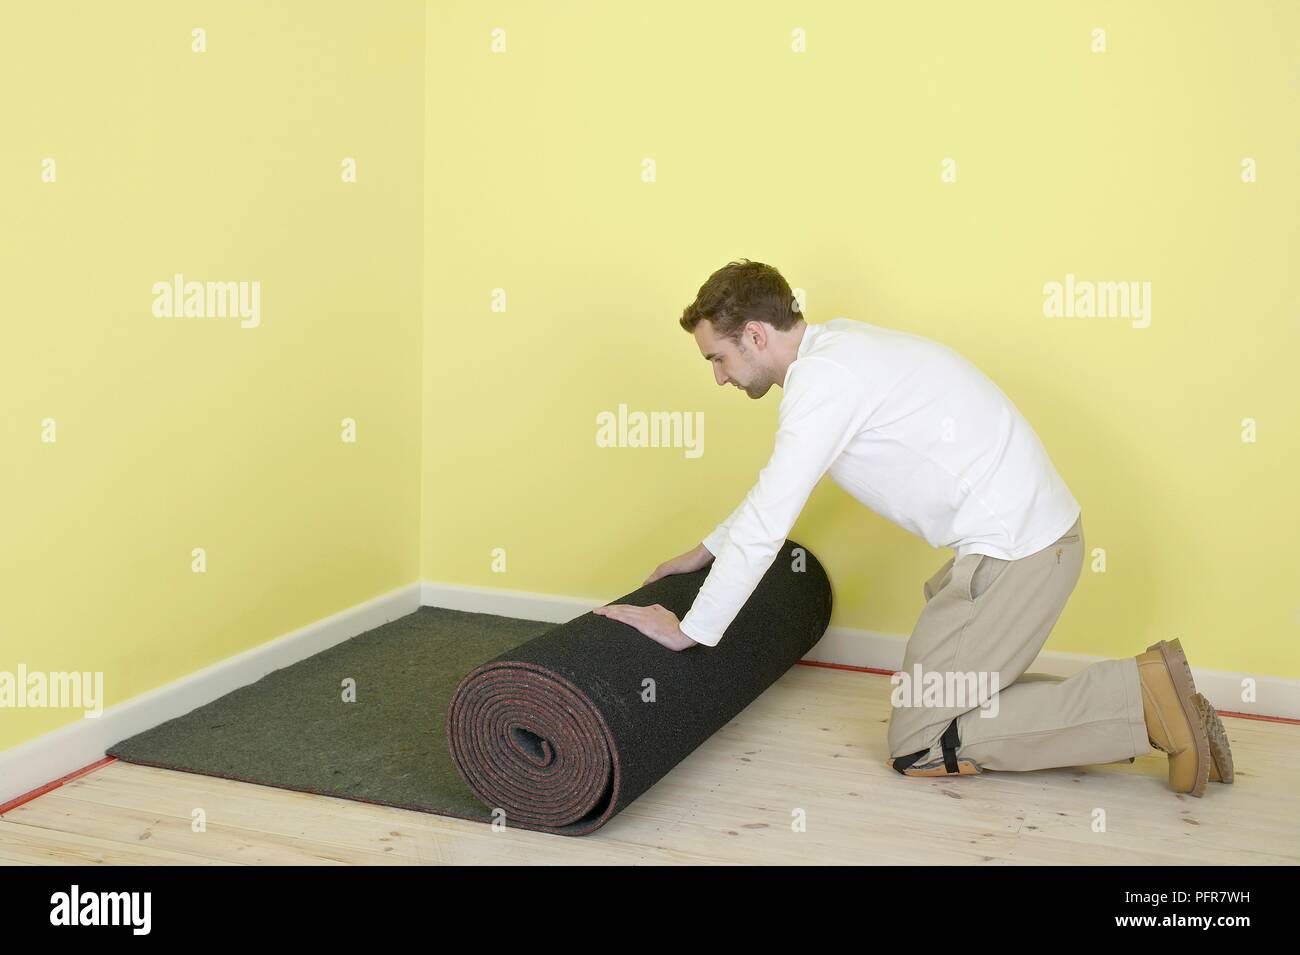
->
xmin=643 ymin=543 xmax=715 ymax=585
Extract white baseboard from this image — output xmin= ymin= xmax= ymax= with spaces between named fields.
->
xmin=420 ymin=580 xmax=610 ymax=624
xmin=0 ymin=583 xmax=421 ymax=808
xmin=422 ymin=581 xmax=1300 ymax=721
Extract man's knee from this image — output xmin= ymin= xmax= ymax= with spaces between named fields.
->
xmin=886 ymin=701 xmax=947 ymax=757
xmin=886 ymin=717 xmax=983 ymax=777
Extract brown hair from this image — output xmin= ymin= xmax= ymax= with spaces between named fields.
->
xmin=678 ymin=259 xmax=801 ymax=343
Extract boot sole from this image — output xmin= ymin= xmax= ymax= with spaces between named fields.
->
xmin=1192 ymin=692 xmax=1235 ymax=784
xmin=1146 ymin=638 xmax=1210 ymax=797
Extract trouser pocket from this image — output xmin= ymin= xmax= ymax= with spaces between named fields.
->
xmin=922 ymin=556 xmax=956 ymax=602
xmin=967 ymin=553 xmax=1011 ymax=601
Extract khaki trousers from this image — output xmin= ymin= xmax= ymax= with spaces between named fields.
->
xmin=886 ymin=514 xmax=1153 ymax=772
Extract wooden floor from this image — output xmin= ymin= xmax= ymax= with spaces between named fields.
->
xmin=2 ymin=664 xmax=1296 ymax=865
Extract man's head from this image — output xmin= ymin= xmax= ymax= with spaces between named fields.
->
xmin=679 ymin=259 xmax=806 ymax=399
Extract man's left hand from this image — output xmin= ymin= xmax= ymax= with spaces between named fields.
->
xmin=591 ymin=603 xmax=698 ymax=651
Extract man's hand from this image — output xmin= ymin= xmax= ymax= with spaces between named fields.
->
xmin=591 ymin=603 xmax=699 ymax=651
xmin=643 ymin=543 xmax=715 ymax=585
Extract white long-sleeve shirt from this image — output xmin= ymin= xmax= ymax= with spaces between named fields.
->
xmin=677 ymin=317 xmax=1081 ymax=647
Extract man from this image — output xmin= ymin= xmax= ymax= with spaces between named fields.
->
xmin=593 ymin=259 xmax=1233 ymax=796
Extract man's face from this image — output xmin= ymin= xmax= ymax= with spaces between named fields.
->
xmin=693 ymin=319 xmax=775 ymax=399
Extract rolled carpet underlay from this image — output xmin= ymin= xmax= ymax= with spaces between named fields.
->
xmin=447 ymin=538 xmax=832 ymax=835
xmin=106 ymin=538 xmax=832 ymax=837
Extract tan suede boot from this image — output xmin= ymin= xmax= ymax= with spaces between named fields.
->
xmin=1136 ymin=639 xmax=1210 ymax=797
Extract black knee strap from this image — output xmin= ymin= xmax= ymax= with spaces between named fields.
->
xmin=940 ymin=717 xmax=961 ymax=773
xmin=892 ymin=717 xmax=962 ymax=775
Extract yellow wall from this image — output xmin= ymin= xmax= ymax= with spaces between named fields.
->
xmin=0 ymin=1 xmax=426 ymax=750
xmin=423 ymin=1 xmax=1299 ymax=679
